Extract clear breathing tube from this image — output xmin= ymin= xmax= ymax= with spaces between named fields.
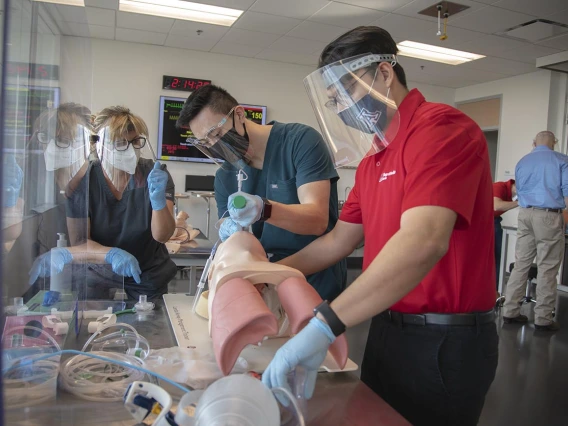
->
xmin=2 ymin=326 xmax=61 ymax=409
xmin=82 ymin=322 xmax=150 ymax=359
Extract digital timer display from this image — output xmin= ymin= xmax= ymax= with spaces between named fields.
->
xmin=163 ymin=75 xmax=211 ymax=92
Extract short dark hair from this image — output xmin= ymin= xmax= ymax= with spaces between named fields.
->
xmin=319 ymin=26 xmax=407 ymax=89
xmin=176 ymin=84 xmax=238 ymax=131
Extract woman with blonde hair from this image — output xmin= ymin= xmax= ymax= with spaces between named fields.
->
xmin=30 ymin=106 xmax=177 ymax=300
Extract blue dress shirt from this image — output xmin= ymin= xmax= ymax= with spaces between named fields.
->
xmin=515 ymin=145 xmax=568 ymax=209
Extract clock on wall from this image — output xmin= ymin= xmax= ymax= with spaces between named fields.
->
xmin=163 ymin=75 xmax=211 ymax=92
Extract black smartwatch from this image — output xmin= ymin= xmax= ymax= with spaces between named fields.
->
xmin=313 ymin=301 xmax=346 ymax=337
xmin=260 ymin=197 xmax=272 ymax=221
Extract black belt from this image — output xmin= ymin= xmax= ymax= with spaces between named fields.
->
xmin=383 ymin=310 xmax=495 ymax=326
xmin=527 ymin=206 xmax=563 ymax=213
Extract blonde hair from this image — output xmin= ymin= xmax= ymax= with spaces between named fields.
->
xmin=34 ymin=102 xmax=92 ymax=140
xmin=94 ymin=106 xmax=149 ymax=141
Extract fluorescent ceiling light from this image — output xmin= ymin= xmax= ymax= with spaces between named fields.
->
xmin=119 ymin=0 xmax=243 ymax=26
xmin=32 ymin=0 xmax=84 ymax=6
xmin=397 ymin=41 xmax=485 ymax=65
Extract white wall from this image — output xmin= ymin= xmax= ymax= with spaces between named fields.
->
xmin=456 ymin=70 xmax=568 ymax=228
xmin=60 ymin=37 xmax=456 ymax=239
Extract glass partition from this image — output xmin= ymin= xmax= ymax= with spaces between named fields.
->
xmin=0 ymin=0 xmax=125 ymax=416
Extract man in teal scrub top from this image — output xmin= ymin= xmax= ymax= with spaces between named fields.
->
xmin=177 ymin=85 xmax=346 ymax=301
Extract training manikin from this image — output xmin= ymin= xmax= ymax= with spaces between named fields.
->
xmin=195 ymin=231 xmax=348 ymax=375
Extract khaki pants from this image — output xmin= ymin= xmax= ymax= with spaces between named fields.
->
xmin=503 ymin=208 xmax=564 ymax=325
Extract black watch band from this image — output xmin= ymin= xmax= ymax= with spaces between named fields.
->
xmin=260 ymin=197 xmax=272 ymax=221
xmin=313 ymin=301 xmax=346 ymax=337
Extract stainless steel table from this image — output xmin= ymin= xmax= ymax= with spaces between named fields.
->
xmin=169 ymin=230 xmax=215 ymax=294
xmin=5 ymin=300 xmax=410 ymax=426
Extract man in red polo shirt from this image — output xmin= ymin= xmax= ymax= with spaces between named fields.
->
xmin=263 ymin=26 xmax=498 ymax=426
xmin=493 ymin=179 xmax=518 ymax=289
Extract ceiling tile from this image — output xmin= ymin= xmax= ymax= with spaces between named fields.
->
xmin=460 ymin=56 xmax=537 ymax=75
xmin=537 ymin=33 xmax=568 ymax=50
xmin=87 ymin=24 xmax=115 ymax=40
xmin=498 ymin=44 xmax=562 ymax=63
xmin=58 ymin=21 xmax=90 ymax=37
xmin=220 ymin=28 xmax=280 ymax=48
xmin=267 ymin=36 xmax=327 ymax=55
xmin=169 ymin=19 xmax=229 ymax=39
xmin=233 ymin=11 xmax=302 ymax=35
xmin=286 ymin=21 xmax=350 ymax=43
xmin=393 ymin=0 xmax=486 ymax=23
xmin=210 ymin=41 xmax=264 ymax=58
xmin=449 ymin=6 xmax=535 ymax=34
xmin=455 ymin=34 xmax=531 ymax=56
xmin=548 ymin=8 xmax=568 ymax=26
xmin=256 ymin=48 xmax=318 ymax=66
xmin=308 ymin=2 xmax=386 ymax=28
xmin=86 ymin=7 xmax=115 ymax=27
xmin=117 ymin=12 xmax=173 ymax=33
xmin=115 ymin=28 xmax=167 ymax=45
xmin=195 ymin=0 xmax=256 ymax=10
xmin=84 ymin=0 xmax=118 ymax=10
xmin=471 ymin=0 xmax=500 ymax=4
xmin=250 ymin=0 xmax=330 ymax=20
xmin=492 ymin=0 xmax=567 ymax=17
xmin=371 ymin=13 xmax=437 ymax=40
xmin=332 ymin=0 xmax=413 ymax=13
xmin=164 ymin=34 xmax=219 ymax=51
xmin=56 ymin=5 xmax=89 ymax=23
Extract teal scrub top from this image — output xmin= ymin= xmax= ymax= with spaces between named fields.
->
xmin=215 ymin=121 xmax=347 ymax=301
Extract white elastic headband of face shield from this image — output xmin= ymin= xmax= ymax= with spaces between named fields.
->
xmin=322 ymin=53 xmax=397 ymax=88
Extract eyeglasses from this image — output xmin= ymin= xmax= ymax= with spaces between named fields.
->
xmin=324 ymin=68 xmax=373 ymax=112
xmin=109 ymin=136 xmax=147 ymax=151
xmin=186 ymin=107 xmax=236 ymax=147
xmin=34 ymin=131 xmax=85 ymax=149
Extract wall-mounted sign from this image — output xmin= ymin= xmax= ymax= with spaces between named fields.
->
xmin=6 ymin=63 xmax=59 ymax=80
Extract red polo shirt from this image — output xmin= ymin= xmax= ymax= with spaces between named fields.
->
xmin=340 ymin=89 xmax=495 ymax=314
xmin=493 ymin=179 xmax=515 ymax=217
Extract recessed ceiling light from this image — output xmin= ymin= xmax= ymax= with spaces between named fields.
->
xmin=32 ymin=0 xmax=84 ymax=6
xmin=397 ymin=40 xmax=485 ymax=65
xmin=119 ymin=0 xmax=244 ymax=26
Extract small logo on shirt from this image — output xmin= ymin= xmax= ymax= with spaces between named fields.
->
xmin=271 ymin=184 xmax=278 ymax=189
xmin=379 ymin=170 xmax=396 ymax=183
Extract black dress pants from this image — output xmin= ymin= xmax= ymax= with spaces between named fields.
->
xmin=361 ymin=313 xmax=499 ymax=426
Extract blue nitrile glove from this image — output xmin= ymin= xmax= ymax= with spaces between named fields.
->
xmin=228 ymin=191 xmax=263 ymax=227
xmin=28 ymin=248 xmax=73 ymax=285
xmin=4 ymin=154 xmax=23 ymax=208
xmin=219 ymin=218 xmax=240 ymax=241
xmin=262 ymin=317 xmax=335 ymax=401
xmin=42 ymin=290 xmax=61 ymax=307
xmin=105 ymin=247 xmax=142 ymax=284
xmin=147 ymin=161 xmax=168 ymax=211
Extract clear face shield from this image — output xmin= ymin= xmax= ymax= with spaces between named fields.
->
xmin=96 ymin=126 xmax=157 ymax=193
xmin=185 ymin=106 xmax=254 ymax=169
xmin=304 ymin=53 xmax=401 ymax=168
xmin=35 ymin=122 xmax=91 ymax=191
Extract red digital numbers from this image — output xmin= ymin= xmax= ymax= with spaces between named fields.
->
xmin=164 ymin=76 xmax=211 ymax=92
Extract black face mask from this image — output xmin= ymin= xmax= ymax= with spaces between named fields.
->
xmin=337 ymin=92 xmax=388 ymax=134
xmin=212 ymin=115 xmax=251 ymax=169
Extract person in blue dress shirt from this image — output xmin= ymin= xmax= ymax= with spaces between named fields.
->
xmin=503 ymin=131 xmax=568 ymax=331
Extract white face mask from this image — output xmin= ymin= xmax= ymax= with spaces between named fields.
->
xmin=103 ymin=144 xmax=138 ymax=174
xmin=44 ymin=139 xmax=85 ymax=172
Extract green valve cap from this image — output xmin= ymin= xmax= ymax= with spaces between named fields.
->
xmin=232 ymin=195 xmax=247 ymax=209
